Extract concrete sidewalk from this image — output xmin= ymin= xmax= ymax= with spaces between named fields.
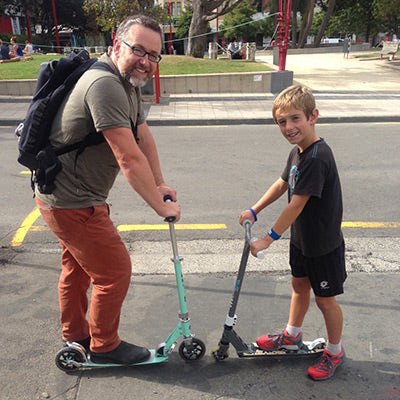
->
xmin=1 ymin=51 xmax=400 ymax=126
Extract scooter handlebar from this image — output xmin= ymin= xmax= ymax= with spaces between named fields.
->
xmin=163 ymin=195 xmax=176 ymax=223
xmin=244 ymin=220 xmax=264 ymax=259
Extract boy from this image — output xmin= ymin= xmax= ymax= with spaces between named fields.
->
xmin=239 ymin=85 xmax=346 ymax=381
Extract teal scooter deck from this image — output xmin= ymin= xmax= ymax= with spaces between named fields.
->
xmin=56 ymin=347 xmax=169 ymax=370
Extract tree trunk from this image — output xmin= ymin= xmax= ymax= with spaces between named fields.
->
xmin=187 ymin=1 xmax=209 ymax=58
xmin=291 ymin=0 xmax=299 ymax=47
xmin=314 ymin=0 xmax=336 ymax=47
xmin=298 ymin=0 xmax=315 ymax=48
xmin=186 ymin=0 xmax=246 ymax=58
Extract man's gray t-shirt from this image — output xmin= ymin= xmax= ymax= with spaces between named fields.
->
xmin=36 ymin=54 xmax=145 ymax=208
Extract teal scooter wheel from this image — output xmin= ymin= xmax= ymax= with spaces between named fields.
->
xmin=178 ymin=338 xmax=206 ymax=361
xmin=55 ymin=346 xmax=85 ymax=371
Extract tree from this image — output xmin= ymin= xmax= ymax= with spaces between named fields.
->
xmin=220 ymin=1 xmax=258 ymax=41
xmin=373 ymin=0 xmax=400 ymax=35
xmin=187 ymin=0 xmax=247 ymax=58
xmin=82 ymin=0 xmax=167 ymax=34
xmin=314 ymin=0 xmax=336 ymax=47
xmin=175 ymin=5 xmax=193 ymax=39
xmin=297 ymin=0 xmax=315 ymax=47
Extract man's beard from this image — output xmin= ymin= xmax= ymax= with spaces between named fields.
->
xmin=118 ymin=62 xmax=149 ymax=88
xmin=123 ymin=71 xmax=149 ymax=88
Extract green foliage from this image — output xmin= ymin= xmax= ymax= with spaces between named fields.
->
xmin=82 ymin=0 xmax=140 ymax=32
xmin=175 ymin=5 xmax=193 ymax=39
xmin=373 ymin=0 xmax=400 ymax=33
xmin=82 ymin=0 xmax=167 ymax=33
xmin=220 ymin=1 xmax=258 ymax=41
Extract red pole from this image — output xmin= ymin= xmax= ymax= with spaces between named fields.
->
xmin=278 ymin=0 xmax=292 ymax=71
xmin=25 ymin=10 xmax=32 ymax=43
xmin=51 ymin=0 xmax=61 ymax=53
xmin=278 ymin=0 xmax=284 ymax=70
xmin=154 ymin=63 xmax=161 ymax=104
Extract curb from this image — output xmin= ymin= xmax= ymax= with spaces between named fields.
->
xmin=3 ymin=115 xmax=400 ymax=127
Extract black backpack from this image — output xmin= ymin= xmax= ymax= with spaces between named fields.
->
xmin=15 ymin=49 xmax=115 ymax=195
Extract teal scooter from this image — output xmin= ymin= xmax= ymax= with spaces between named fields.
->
xmin=55 ymin=197 xmax=205 ymax=371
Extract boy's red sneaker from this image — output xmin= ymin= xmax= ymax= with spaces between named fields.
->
xmin=256 ymin=329 xmax=303 ymax=350
xmin=307 ymin=348 xmax=345 ymax=381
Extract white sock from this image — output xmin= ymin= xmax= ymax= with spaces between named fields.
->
xmin=326 ymin=341 xmax=342 ymax=355
xmin=285 ymin=324 xmax=302 ymax=337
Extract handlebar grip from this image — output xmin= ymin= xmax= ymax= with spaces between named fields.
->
xmin=163 ymin=195 xmax=175 ymax=222
xmin=256 ymin=251 xmax=265 ymax=259
xmin=250 ymin=237 xmax=265 ymax=259
xmin=163 ymin=195 xmax=173 ymax=202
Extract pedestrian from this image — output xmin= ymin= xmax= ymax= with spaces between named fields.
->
xmin=9 ymin=36 xmax=23 ymax=58
xmin=343 ymin=36 xmax=351 ymax=58
xmin=0 ymin=39 xmax=10 ymax=60
xmin=35 ymin=15 xmax=180 ymax=365
xmin=23 ymin=40 xmax=34 ymax=54
xmin=239 ymin=84 xmax=346 ymax=381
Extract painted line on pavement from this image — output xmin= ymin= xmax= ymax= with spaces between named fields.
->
xmin=342 ymin=221 xmax=400 ymax=228
xmin=118 ymin=223 xmax=227 ymax=231
xmin=11 ymin=207 xmax=41 ymax=247
xmin=11 ymin=208 xmax=400 ymax=248
xmin=177 ymin=126 xmax=228 ymax=128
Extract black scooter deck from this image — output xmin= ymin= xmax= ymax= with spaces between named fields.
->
xmin=237 ymin=338 xmax=326 ymax=358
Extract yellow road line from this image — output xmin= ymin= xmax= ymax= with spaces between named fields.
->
xmin=177 ymin=126 xmax=228 ymax=128
xmin=20 ymin=171 xmax=31 ymax=175
xmin=11 ymin=207 xmax=41 ymax=247
xmin=342 ymin=222 xmax=400 ymax=228
xmin=118 ymin=223 xmax=227 ymax=232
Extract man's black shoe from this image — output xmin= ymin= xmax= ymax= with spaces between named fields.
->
xmin=63 ymin=336 xmax=91 ymax=352
xmin=89 ymin=340 xmax=151 ymax=365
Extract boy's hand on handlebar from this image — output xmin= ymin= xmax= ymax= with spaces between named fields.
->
xmin=239 ymin=210 xmax=255 ymax=225
xmin=250 ymin=237 xmax=272 ymax=257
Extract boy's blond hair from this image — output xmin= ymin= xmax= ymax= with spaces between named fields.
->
xmin=272 ymin=84 xmax=316 ymax=122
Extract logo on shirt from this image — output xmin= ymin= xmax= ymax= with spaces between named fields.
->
xmin=288 ymin=165 xmax=299 ymax=197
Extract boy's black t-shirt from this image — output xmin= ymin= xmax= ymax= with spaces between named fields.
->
xmin=281 ymin=139 xmax=343 ymax=257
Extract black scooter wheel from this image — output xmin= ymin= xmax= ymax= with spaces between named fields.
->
xmin=179 ymin=338 xmax=206 ymax=361
xmin=55 ymin=347 xmax=85 ymax=371
xmin=211 ymin=346 xmax=229 ymax=362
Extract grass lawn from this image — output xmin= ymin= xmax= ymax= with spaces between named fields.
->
xmin=0 ymin=53 xmax=272 ymax=80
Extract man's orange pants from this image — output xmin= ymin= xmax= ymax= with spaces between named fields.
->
xmin=36 ymin=198 xmax=131 ymax=352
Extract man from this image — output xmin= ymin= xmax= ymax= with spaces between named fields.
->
xmin=36 ymin=15 xmax=180 ymax=365
xmin=0 ymin=39 xmax=10 ymax=60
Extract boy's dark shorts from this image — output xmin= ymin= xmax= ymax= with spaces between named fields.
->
xmin=289 ymin=240 xmax=347 ymax=297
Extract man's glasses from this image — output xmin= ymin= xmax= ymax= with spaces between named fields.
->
xmin=122 ymin=41 xmax=162 ymax=64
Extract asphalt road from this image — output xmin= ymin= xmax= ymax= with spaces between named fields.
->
xmin=2 ymin=122 xmax=399 ymax=247
xmin=1 ymin=122 xmax=399 ymax=400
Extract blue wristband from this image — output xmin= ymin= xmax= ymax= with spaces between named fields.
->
xmin=268 ymin=228 xmax=281 ymax=240
xmin=249 ymin=208 xmax=257 ymax=222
